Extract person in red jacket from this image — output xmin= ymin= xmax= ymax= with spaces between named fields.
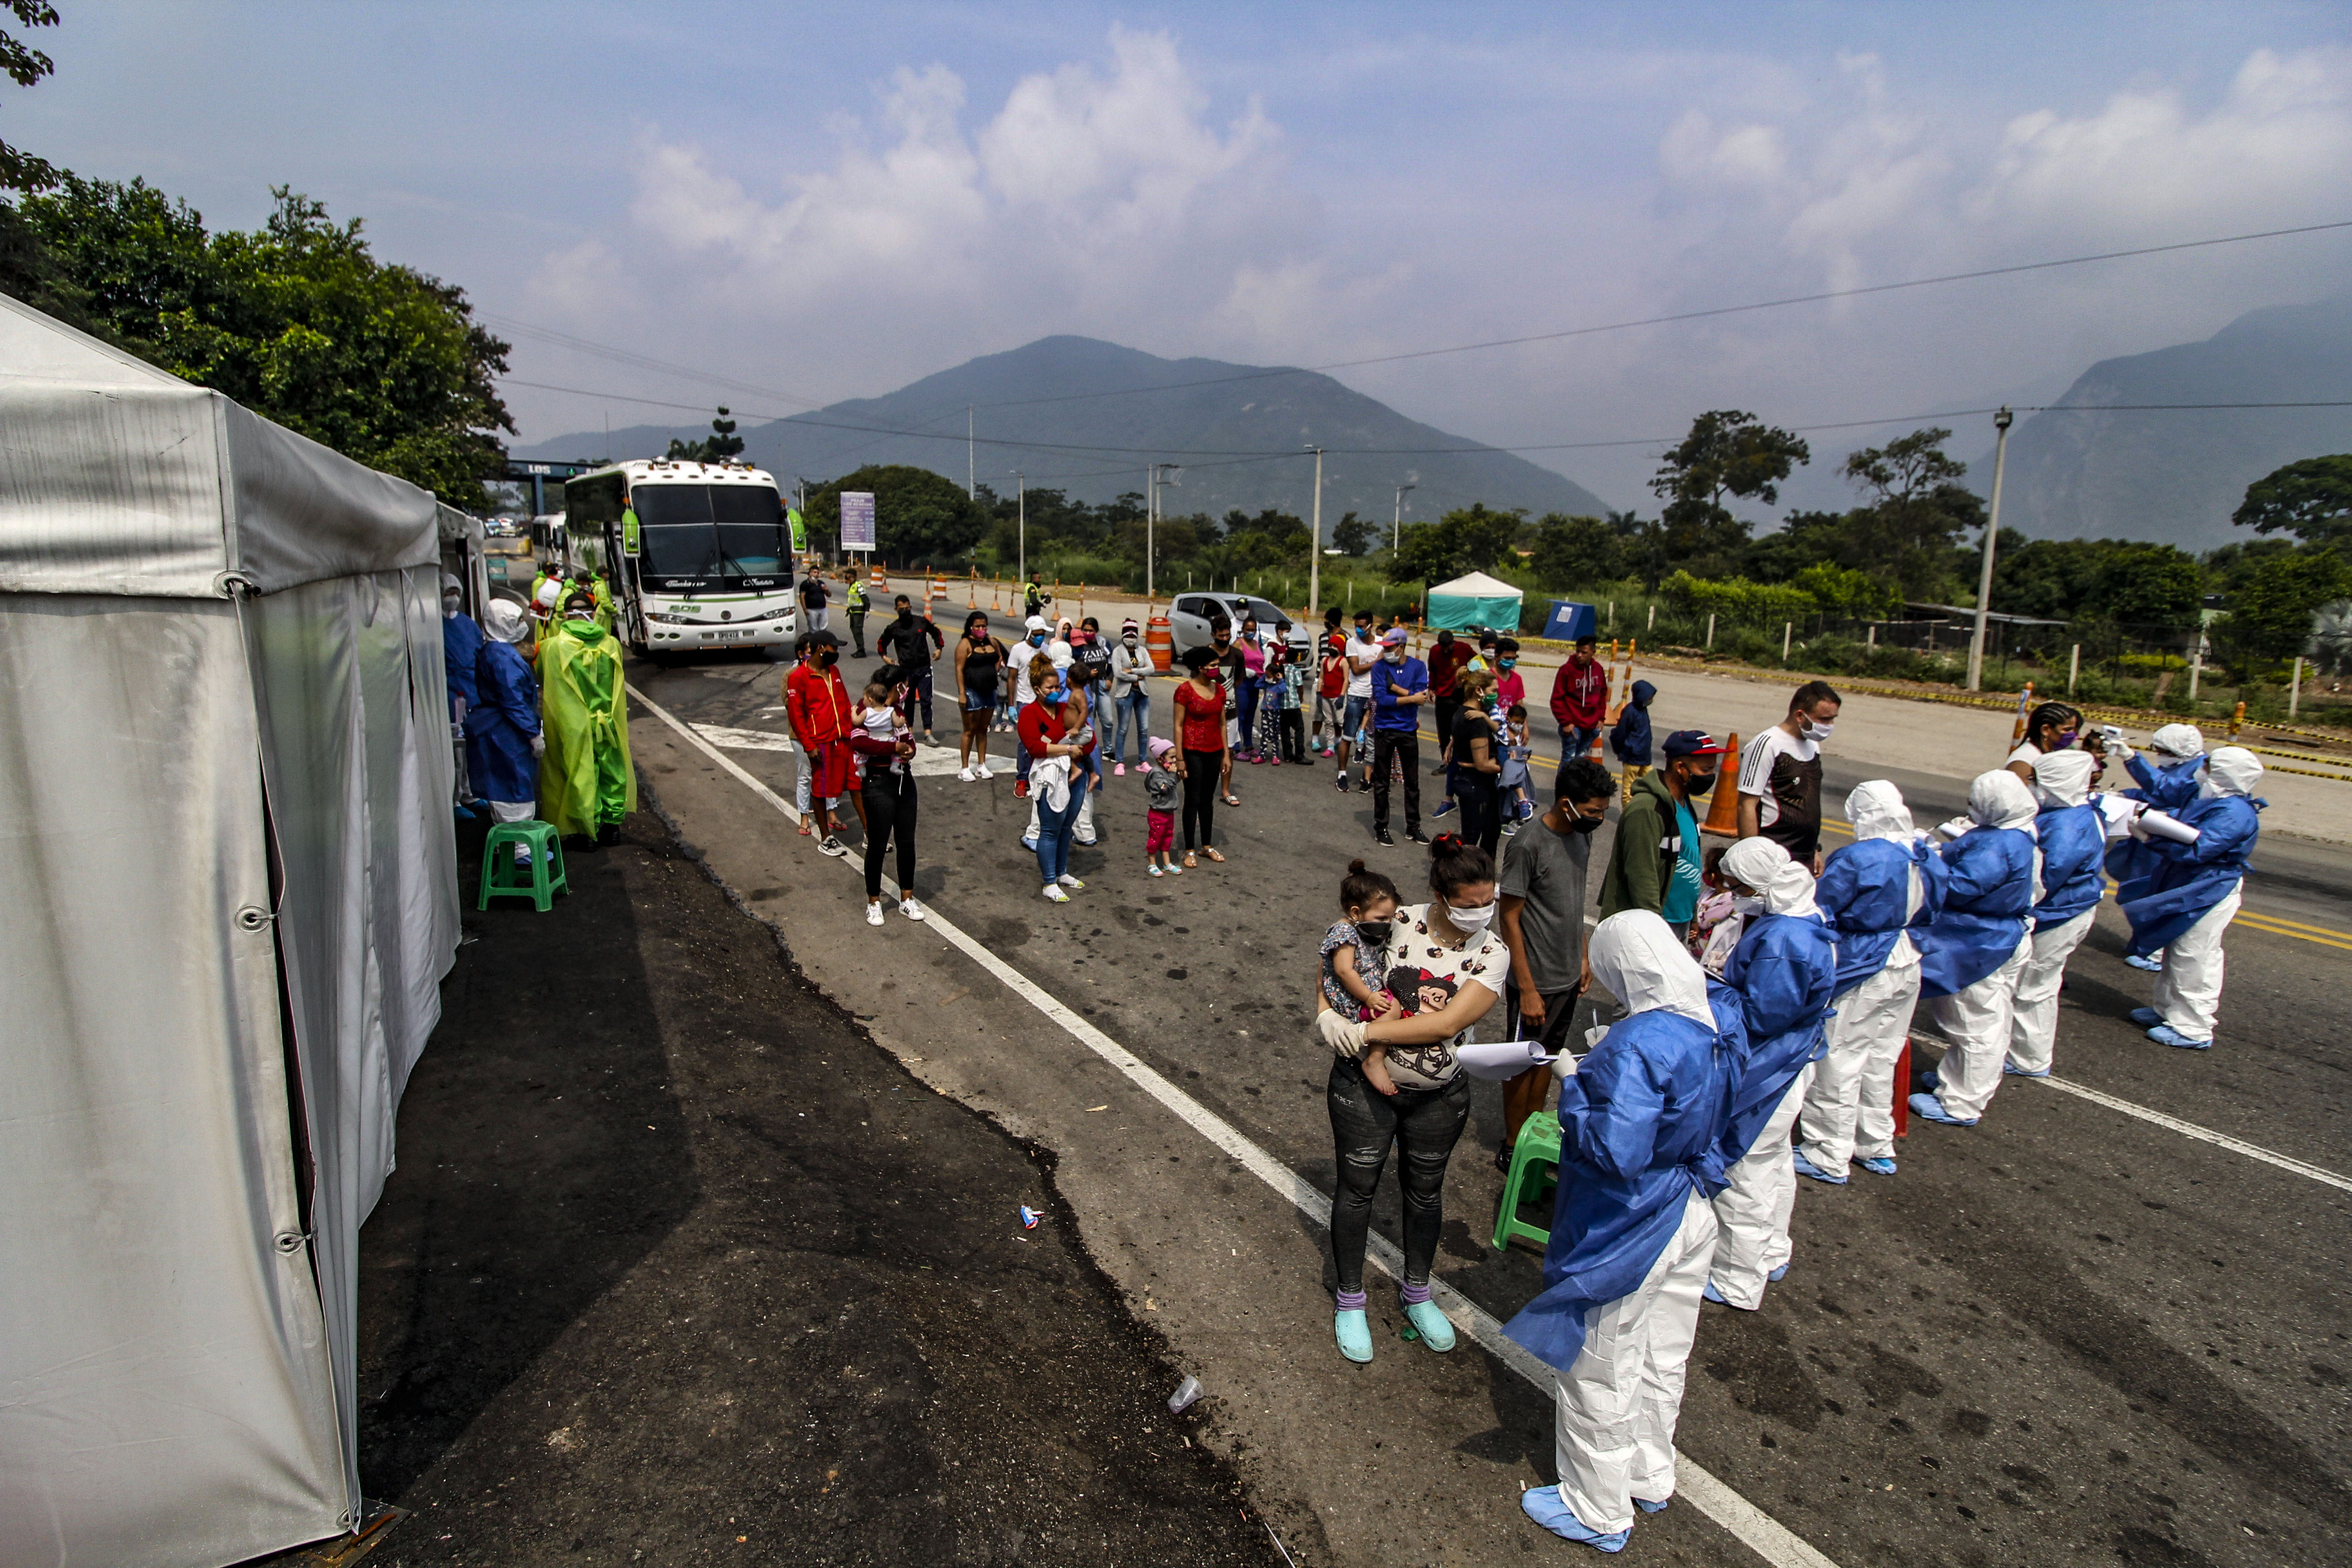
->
xmin=784 ymin=629 xmax=855 ymax=857
xmin=1548 ymin=634 xmax=1609 ymax=792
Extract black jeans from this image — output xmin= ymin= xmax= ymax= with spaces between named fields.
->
xmin=1455 ymin=773 xmax=1502 ymax=858
xmin=908 ymin=666 xmax=935 ymax=730
xmin=1181 ymin=749 xmax=1220 ymax=850
xmin=847 ymin=611 xmax=867 ymax=657
xmin=1279 ymin=708 xmax=1306 ymax=763
xmin=1327 ymin=1058 xmax=1471 ymax=1293
xmin=1433 ymin=696 xmax=1461 ymax=773
xmin=1371 ymin=730 xmax=1420 ymax=833
xmin=862 ymin=772 xmax=916 ymax=899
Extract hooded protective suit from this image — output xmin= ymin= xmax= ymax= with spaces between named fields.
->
xmin=1815 ymin=781 xmax=1944 ymax=997
xmin=2116 ymin=747 xmax=2264 ymax=956
xmin=538 ymin=612 xmax=637 ymax=837
xmin=1504 ymin=912 xmax=1735 ymax=1535
xmin=1705 ymin=837 xmax=1838 ymax=1307
xmin=2122 ymin=724 xmax=2206 ymax=809
xmin=1917 ymin=771 xmax=2041 ymax=999
xmin=466 ymin=600 xmax=542 ymax=814
xmin=2004 ymin=750 xmax=2105 ymax=1076
xmin=441 ymin=572 xmax=483 ymax=717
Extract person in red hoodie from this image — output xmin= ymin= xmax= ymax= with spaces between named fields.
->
xmin=784 ymin=629 xmax=855 ymax=857
xmin=1548 ymin=633 xmax=1609 ymax=791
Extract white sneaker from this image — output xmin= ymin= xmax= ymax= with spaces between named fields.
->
xmin=1042 ymin=883 xmax=1070 ymax=903
xmin=899 ymin=897 xmax=925 ymax=921
xmin=818 ymin=836 xmax=849 ymax=858
xmin=958 ymin=766 xmax=975 ymax=782
xmin=865 ymin=901 xmax=885 ymax=926
xmin=975 ymin=762 xmax=994 ymax=779
xmin=1057 ymin=873 xmax=1085 ymax=889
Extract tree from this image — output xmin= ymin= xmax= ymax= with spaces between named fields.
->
xmin=2232 ymin=454 xmax=2352 ymax=554
xmin=1 ymin=1 xmax=59 ymax=195
xmin=1994 ymin=538 xmax=2202 ymax=626
xmin=1835 ymin=427 xmax=1981 ymax=599
xmin=1389 ymin=504 xmax=1524 ymax=584
xmin=666 ymin=406 xmax=746 ymax=463
xmin=1529 ymin=513 xmax=1624 ymax=588
xmin=1331 ymin=509 xmax=1377 ymax=557
xmin=2220 ymin=547 xmax=2350 ymax=670
xmin=804 ymin=464 xmax=987 ymax=567
xmin=12 ymin=176 xmax=513 ymax=505
xmin=1648 ymin=410 xmax=1810 ymax=576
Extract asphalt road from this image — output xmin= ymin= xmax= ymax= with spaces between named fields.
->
xmin=625 ymin=642 xmax=2350 ymax=1568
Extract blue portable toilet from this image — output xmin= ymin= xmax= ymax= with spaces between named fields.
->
xmin=1541 ymin=600 xmax=1597 ymax=641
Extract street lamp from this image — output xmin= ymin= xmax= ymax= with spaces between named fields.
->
xmin=1392 ymin=481 xmax=1416 ymax=553
xmin=1307 ymin=445 xmax=1325 ymax=618
xmin=1014 ymin=471 xmax=1026 ymax=585
xmin=1965 ymin=407 xmax=2015 ymax=693
xmin=1148 ymin=462 xmax=1181 ymax=602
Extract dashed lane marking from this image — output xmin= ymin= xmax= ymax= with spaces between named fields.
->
xmin=634 ymin=683 xmax=1845 ymax=1568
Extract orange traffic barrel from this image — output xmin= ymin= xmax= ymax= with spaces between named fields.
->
xmin=1147 ymin=615 xmax=1173 ymax=673
xmin=1700 ymin=732 xmax=1741 ymax=835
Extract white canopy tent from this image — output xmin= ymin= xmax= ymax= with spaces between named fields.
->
xmin=0 ymin=294 xmax=460 ymax=1566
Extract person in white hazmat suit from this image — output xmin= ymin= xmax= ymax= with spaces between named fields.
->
xmin=1795 ymin=782 xmax=1944 ymax=1181
xmin=2117 ymin=746 xmax=2265 ymax=1049
xmin=1700 ymin=837 xmax=1838 ymax=1310
xmin=1910 ymin=771 xmax=2042 ymax=1127
xmin=2110 ymin=723 xmax=2205 ymax=971
xmin=2003 ymin=750 xmax=2106 ymax=1078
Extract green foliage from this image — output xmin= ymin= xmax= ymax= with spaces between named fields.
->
xmin=1661 ymin=571 xmax=1816 ymax=627
xmin=1 ymin=1 xmax=59 ymax=194
xmin=1789 ymin=562 xmax=1899 ymax=617
xmin=1992 ymin=536 xmax=2203 ymax=625
xmin=1389 ymin=503 xmax=1524 ymax=584
xmin=1529 ymin=513 xmax=1625 ymax=588
xmin=9 ymin=175 xmax=513 ymax=505
xmin=1330 ymin=509 xmax=1376 ymax=556
xmin=2218 ymin=546 xmax=2351 ymax=669
xmin=1648 ymin=410 xmax=1810 ymax=578
xmin=2232 ymin=454 xmax=2352 ymax=553
xmin=666 ymin=406 xmax=745 ymax=463
xmin=805 ymin=464 xmax=988 ymax=567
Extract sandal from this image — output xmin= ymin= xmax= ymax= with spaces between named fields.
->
xmin=1203 ymin=847 xmax=1226 ymax=863
xmin=1182 ymin=852 xmax=1198 ymax=869
xmin=1221 ymin=793 xmax=1241 ymax=807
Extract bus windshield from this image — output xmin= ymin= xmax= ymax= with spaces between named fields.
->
xmin=632 ymin=484 xmax=790 ymax=592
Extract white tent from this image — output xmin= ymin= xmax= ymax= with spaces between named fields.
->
xmin=0 ymin=294 xmax=460 ymax=1567
xmin=1426 ymin=569 xmax=1525 ymax=633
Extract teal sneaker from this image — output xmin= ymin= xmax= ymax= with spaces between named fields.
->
xmin=1403 ymin=1299 xmax=1456 ymax=1352
xmin=1335 ymin=1308 xmax=1373 ymax=1363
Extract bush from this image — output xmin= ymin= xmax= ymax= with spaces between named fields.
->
xmin=1662 ymin=571 xmax=1815 ymax=627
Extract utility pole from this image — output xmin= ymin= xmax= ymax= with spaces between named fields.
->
xmin=1393 ymin=481 xmax=1416 ymax=553
xmin=1307 ymin=446 xmax=1325 ymax=618
xmin=1149 ymin=462 xmax=1181 ymax=603
xmin=1015 ymin=471 xmax=1026 ymax=587
xmin=1966 ymin=407 xmax=2014 ymax=693
xmin=967 ymin=406 xmax=975 ymax=499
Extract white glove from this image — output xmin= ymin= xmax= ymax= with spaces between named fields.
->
xmin=530 ymin=735 xmax=546 ymax=759
xmin=2126 ymin=810 xmax=2150 ymax=842
xmin=1317 ymin=1009 xmax=1369 ymax=1059
xmin=1934 ymin=815 xmax=1974 ymax=842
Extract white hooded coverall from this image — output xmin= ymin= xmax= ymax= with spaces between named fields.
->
xmin=1927 ymin=771 xmax=2042 ymax=1123
xmin=1798 ymin=782 xmax=1927 ymax=1171
xmin=2005 ymin=750 xmax=2101 ymax=1076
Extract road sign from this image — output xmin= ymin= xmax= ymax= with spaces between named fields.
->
xmin=840 ymin=490 xmax=876 ymax=551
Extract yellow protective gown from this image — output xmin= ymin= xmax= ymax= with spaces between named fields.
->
xmin=539 ymin=615 xmax=636 ymax=836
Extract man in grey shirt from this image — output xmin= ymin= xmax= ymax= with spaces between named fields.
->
xmin=1495 ymin=756 xmax=1617 ymax=1165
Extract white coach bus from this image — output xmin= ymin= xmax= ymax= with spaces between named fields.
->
xmin=563 ymin=459 xmax=799 ymax=656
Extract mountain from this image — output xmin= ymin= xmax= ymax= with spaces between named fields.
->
xmin=1986 ymin=293 xmax=2352 ymax=553
xmin=515 ymin=335 xmax=1610 ymax=524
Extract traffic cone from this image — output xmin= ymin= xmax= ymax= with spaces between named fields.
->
xmin=2008 ymin=681 xmax=2034 ymax=750
xmin=2228 ymin=700 xmax=2245 ymax=742
xmin=1700 ymin=732 xmax=1741 ymax=835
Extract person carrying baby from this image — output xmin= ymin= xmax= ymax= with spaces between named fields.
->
xmin=1319 ymin=858 xmax=1404 ymax=1093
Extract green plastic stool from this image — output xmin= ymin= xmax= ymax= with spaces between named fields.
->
xmin=1492 ymin=1109 xmax=1563 ymax=1252
xmin=478 ymin=820 xmax=568 ymax=912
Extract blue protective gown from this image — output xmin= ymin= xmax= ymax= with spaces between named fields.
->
xmin=2112 ymin=793 xmax=2263 ymax=956
xmin=443 ymin=611 xmax=484 ymax=715
xmin=465 ymin=638 xmax=542 ymax=804
xmin=1814 ymin=836 xmax=1945 ymax=998
xmin=1915 ymin=826 xmax=2038 ymax=999
xmin=2123 ymin=752 xmax=2204 ymax=811
xmin=1707 ymin=911 xmax=1838 ymax=1181
xmin=1502 ymin=1000 xmax=1738 ymax=1373
xmin=2032 ymin=802 xmax=2107 ymax=928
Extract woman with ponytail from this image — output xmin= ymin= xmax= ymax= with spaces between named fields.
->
xmin=1315 ymin=833 xmax=1503 ymax=1364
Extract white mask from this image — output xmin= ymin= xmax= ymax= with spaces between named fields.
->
xmin=1803 ymin=718 xmax=1836 ymax=742
xmin=1447 ymin=898 xmax=1496 ymax=933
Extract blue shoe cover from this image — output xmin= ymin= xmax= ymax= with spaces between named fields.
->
xmin=1520 ymin=1485 xmax=1630 ymax=1552
xmin=1908 ymin=1092 xmax=1978 ymax=1127
xmin=2128 ymin=1007 xmax=2163 ymax=1027
xmin=1335 ymin=1309 xmax=1373 ymax=1363
xmin=2002 ymin=1062 xmax=2049 ymax=1078
xmin=1919 ymin=1069 xmax=1940 ymax=1091
xmin=1403 ymin=1299 xmax=1456 ymax=1352
xmin=1701 ymin=1279 xmax=1727 ymax=1305
xmin=1791 ymin=1148 xmax=1847 ymax=1185
xmin=2149 ymin=1024 xmax=2211 ymax=1050
xmin=1633 ymin=1497 xmax=1670 ymax=1514
xmin=2124 ymin=952 xmax=2162 ymax=972
xmin=1768 ymin=1264 xmax=1789 ymax=1282
xmin=1857 ymin=1156 xmax=1898 ymax=1176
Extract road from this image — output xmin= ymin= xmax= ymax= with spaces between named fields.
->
xmin=625 ymin=636 xmax=2351 ymax=1568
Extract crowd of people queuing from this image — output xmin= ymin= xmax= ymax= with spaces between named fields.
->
xmin=470 ymin=567 xmax=2270 ymax=1554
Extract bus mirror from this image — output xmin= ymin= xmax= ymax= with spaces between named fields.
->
xmin=622 ymin=506 xmax=641 ymax=557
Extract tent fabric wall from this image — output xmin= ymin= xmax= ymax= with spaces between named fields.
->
xmin=1 ymin=293 xmax=461 ymax=1566
xmin=1426 ymin=569 xmax=1525 ymax=633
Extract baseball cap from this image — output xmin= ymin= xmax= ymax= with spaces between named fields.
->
xmin=1381 ymin=627 xmax=1410 ymax=646
xmin=1660 ymin=729 xmax=1727 ymax=760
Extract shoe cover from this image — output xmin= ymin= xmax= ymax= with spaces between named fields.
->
xmin=1520 ymin=1486 xmax=1630 ymax=1552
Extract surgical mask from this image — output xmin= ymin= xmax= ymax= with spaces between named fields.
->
xmin=1123 ymin=634 xmax=1138 ymax=646
xmin=442 ymin=595 xmax=460 ymax=618
xmin=1446 ymin=898 xmax=1496 ymax=934
xmin=1683 ymin=768 xmax=1718 ymax=796
xmin=1354 ymin=919 xmax=1393 ymax=945
xmin=1030 ymin=633 xmax=1047 ymax=647
xmin=1499 ymin=657 xmax=1516 ymax=671
xmin=2057 ymin=730 xmax=2081 ymax=749
xmin=1383 ymin=648 xmax=1404 ymax=663
xmin=1802 ymin=718 xmax=1836 ymax=742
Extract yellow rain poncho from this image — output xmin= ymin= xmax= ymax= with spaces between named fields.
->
xmin=538 ymin=615 xmax=636 ymax=836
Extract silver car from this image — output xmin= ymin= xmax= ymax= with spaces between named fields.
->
xmin=1167 ymin=592 xmax=1294 ymax=657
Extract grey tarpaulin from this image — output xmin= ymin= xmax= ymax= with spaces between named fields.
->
xmin=0 ymin=294 xmax=460 ymax=1567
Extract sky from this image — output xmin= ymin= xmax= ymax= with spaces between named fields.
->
xmin=14 ymin=1 xmax=2352 ymax=513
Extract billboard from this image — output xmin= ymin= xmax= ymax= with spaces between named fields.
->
xmin=839 ymin=490 xmax=876 ymax=551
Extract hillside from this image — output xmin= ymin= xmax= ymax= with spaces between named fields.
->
xmin=517 ymin=335 xmax=1609 ymax=523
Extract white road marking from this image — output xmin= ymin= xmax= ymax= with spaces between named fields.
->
xmin=693 ymin=721 xmax=975 ymax=779
xmin=633 ymin=683 xmax=1844 ymax=1568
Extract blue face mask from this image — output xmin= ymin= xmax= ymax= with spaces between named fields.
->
xmin=1499 ymin=657 xmax=1517 ymax=671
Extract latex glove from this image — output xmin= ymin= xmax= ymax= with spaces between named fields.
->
xmin=530 ymin=735 xmax=545 ymax=759
xmin=1318 ymin=1009 xmax=1369 ymax=1059
xmin=2126 ymin=810 xmax=2150 ymax=842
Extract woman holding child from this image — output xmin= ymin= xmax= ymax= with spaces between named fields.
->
xmin=1314 ymin=834 xmax=1504 ymax=1364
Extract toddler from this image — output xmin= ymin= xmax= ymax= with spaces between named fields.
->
xmin=1143 ymin=736 xmax=1181 ymax=875
xmin=1319 ymin=859 xmax=1403 ymax=1094
xmin=1499 ymin=703 xmax=1535 ymax=824
xmin=1690 ymin=843 xmax=1747 ymax=976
